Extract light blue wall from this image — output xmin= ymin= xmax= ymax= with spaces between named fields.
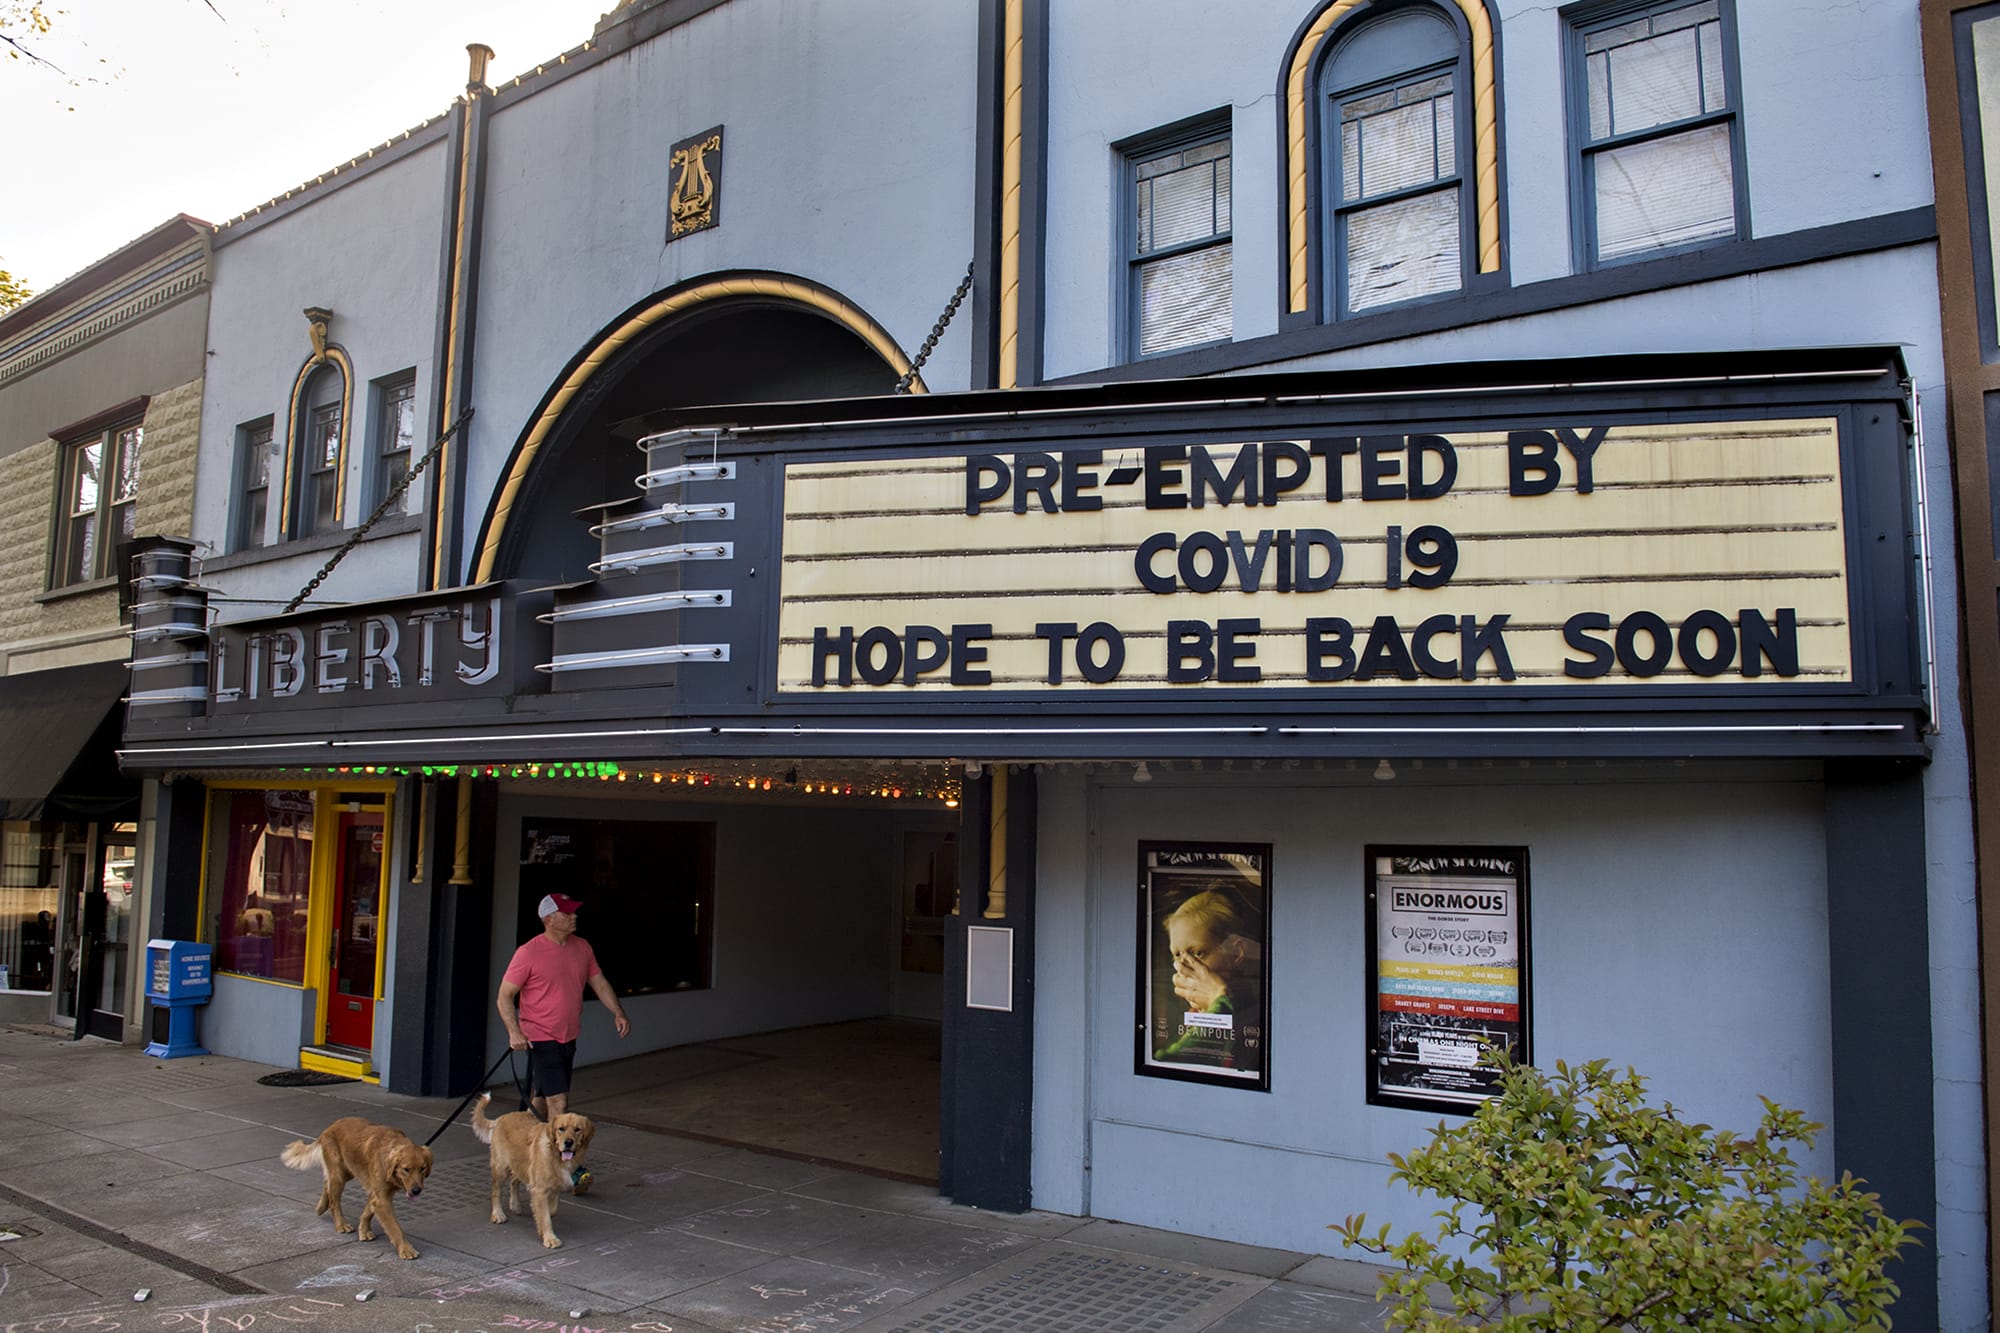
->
xmin=1036 ymin=764 xmax=1836 ymax=1254
xmin=203 ymin=973 xmax=314 ymax=1070
xmin=1041 ymin=0 xmax=1940 ymax=378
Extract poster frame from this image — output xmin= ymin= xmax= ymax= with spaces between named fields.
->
xmin=1134 ymin=839 xmax=1273 ymax=1092
xmin=1365 ymin=843 xmax=1531 ymax=1114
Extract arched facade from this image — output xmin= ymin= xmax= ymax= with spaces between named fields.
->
xmin=473 ymin=273 xmax=922 ymax=585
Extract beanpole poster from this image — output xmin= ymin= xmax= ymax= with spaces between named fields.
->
xmin=1367 ymin=846 xmax=1529 ymax=1111
xmin=1137 ymin=841 xmax=1271 ymax=1091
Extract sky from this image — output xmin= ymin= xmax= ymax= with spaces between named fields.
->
xmin=2 ymin=0 xmax=609 ymax=294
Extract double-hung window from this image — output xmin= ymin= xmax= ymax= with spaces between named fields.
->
xmin=1125 ymin=124 xmax=1232 ymax=358
xmin=53 ymin=421 xmax=142 ymax=588
xmin=1570 ymin=0 xmax=1744 ymax=266
xmin=373 ymin=372 xmax=417 ymax=511
xmin=234 ymin=419 xmax=274 ymax=552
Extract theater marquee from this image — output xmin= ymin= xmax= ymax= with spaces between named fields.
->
xmin=777 ymin=418 xmax=1851 ymax=692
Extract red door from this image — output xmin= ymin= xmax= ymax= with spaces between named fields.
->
xmin=323 ymin=811 xmax=384 ymax=1050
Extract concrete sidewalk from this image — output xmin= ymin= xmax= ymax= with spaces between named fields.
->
xmin=0 ymin=1025 xmax=1392 ymax=1332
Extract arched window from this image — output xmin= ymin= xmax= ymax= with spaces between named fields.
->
xmin=290 ymin=365 xmax=345 ymax=539
xmin=1320 ymin=4 xmax=1472 ymax=317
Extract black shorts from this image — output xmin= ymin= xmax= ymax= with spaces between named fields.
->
xmin=525 ymin=1039 xmax=577 ymax=1101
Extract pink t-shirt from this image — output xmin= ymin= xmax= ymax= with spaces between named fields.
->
xmin=503 ymin=933 xmax=602 ymax=1043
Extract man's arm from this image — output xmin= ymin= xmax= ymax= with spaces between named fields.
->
xmin=497 ymin=979 xmax=529 ymax=1050
xmin=587 ymin=972 xmax=631 ymax=1038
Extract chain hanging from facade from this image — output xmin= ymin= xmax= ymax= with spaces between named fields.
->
xmin=281 ymin=408 xmax=475 ymax=614
xmin=895 ymin=260 xmax=976 ymax=394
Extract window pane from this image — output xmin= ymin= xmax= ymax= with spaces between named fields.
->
xmin=1345 ymin=188 xmax=1461 ymax=311
xmin=114 ymin=427 xmax=143 ymax=503
xmin=312 ymin=404 xmax=342 ymax=471
xmin=1589 ymin=5 xmax=1724 ymax=141
xmin=1138 ymin=243 xmax=1231 ymax=355
xmin=72 ymin=441 xmax=101 ymax=517
xmin=115 ymin=496 xmax=136 ymax=546
xmin=1593 ymin=122 xmax=1734 ymax=259
xmin=390 ymin=385 xmax=416 ymax=454
xmin=1342 ymin=78 xmax=1454 ymax=204
xmin=243 ymin=490 xmax=267 ymax=550
xmin=247 ymin=425 xmax=272 ymax=489
xmin=1145 ymin=161 xmax=1220 ymax=251
xmin=208 ymin=789 xmax=313 ymax=983
xmin=68 ymin=512 xmax=96 ymax=584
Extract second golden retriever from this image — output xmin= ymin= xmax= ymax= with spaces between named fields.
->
xmin=279 ymin=1117 xmax=433 ymax=1259
xmin=469 ymin=1092 xmax=595 ymax=1248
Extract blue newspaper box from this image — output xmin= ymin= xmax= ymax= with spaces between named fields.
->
xmin=144 ymin=940 xmax=211 ymax=1058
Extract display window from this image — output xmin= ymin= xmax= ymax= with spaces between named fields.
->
xmin=1365 ymin=845 xmax=1530 ymax=1111
xmin=1136 ymin=841 xmax=1272 ymax=1091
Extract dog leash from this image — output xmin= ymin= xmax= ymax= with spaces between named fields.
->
xmin=423 ymin=1048 xmax=534 ymax=1148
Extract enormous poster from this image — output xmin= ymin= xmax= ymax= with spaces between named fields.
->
xmin=1367 ymin=846 xmax=1529 ymax=1111
xmin=1137 ymin=841 xmax=1271 ymax=1090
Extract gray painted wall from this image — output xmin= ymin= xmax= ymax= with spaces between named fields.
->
xmin=203 ymin=973 xmax=314 ymax=1070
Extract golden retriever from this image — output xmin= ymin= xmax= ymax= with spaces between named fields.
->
xmin=470 ymin=1092 xmax=595 ymax=1249
xmin=279 ymin=1117 xmax=434 ymax=1260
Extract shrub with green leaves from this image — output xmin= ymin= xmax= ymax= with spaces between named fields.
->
xmin=1332 ymin=1056 xmax=1919 ymax=1330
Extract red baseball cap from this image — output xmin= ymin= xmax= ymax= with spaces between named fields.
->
xmin=537 ymin=893 xmax=583 ymax=917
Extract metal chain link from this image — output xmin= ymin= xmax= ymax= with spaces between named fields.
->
xmin=896 ymin=260 xmax=976 ymax=394
xmin=281 ymin=408 xmax=475 ymax=614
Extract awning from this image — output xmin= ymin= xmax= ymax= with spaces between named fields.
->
xmin=0 ymin=659 xmax=135 ymax=821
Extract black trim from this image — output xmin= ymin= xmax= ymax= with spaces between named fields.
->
xmin=1823 ymin=760 xmax=1936 ymax=1333
xmin=1018 ymin=0 xmax=1051 ymax=388
xmin=940 ymin=767 xmax=1036 ymax=1209
xmin=1065 ymin=207 xmax=1937 ymax=385
xmin=970 ymin=0 xmax=1007 ymax=389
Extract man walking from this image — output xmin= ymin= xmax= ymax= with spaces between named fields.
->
xmin=497 ymin=893 xmax=632 ymax=1129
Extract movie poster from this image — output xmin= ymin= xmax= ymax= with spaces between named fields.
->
xmin=1137 ymin=841 xmax=1271 ymax=1090
xmin=1367 ymin=846 xmax=1529 ymax=1111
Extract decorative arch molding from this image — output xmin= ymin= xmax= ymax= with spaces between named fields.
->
xmin=1281 ymin=0 xmax=1501 ymax=315
xmin=280 ymin=345 xmax=355 ymax=538
xmin=470 ymin=271 xmax=923 ymax=584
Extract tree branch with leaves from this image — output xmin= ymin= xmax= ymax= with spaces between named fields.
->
xmin=1333 ymin=1055 xmax=1920 ymax=1330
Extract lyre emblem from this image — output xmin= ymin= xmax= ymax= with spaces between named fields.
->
xmin=668 ymin=128 xmax=723 ymax=239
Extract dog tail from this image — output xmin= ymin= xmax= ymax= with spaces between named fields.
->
xmin=469 ymin=1090 xmax=495 ymax=1144
xmin=279 ymin=1138 xmax=322 ymax=1172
